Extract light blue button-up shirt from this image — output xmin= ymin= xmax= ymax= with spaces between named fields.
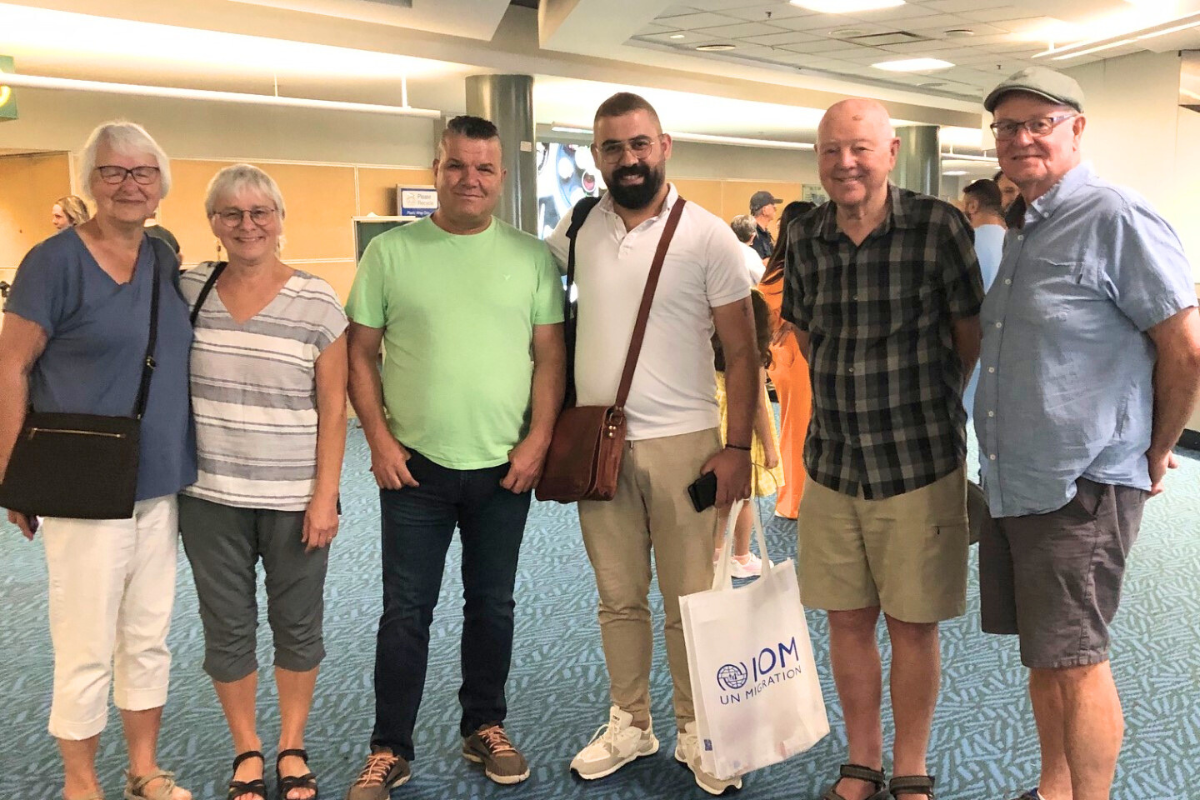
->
xmin=974 ymin=163 xmax=1195 ymax=517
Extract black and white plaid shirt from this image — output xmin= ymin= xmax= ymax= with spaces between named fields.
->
xmin=783 ymin=185 xmax=984 ymax=499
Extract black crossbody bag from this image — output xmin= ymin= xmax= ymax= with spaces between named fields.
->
xmin=0 ymin=248 xmax=163 ymax=520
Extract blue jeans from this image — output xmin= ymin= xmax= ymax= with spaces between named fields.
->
xmin=370 ymin=449 xmax=531 ymax=761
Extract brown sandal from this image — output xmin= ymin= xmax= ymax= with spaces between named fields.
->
xmin=822 ymin=764 xmax=890 ymax=800
xmin=889 ymin=774 xmax=936 ymax=799
xmin=123 ymin=769 xmax=189 ymax=800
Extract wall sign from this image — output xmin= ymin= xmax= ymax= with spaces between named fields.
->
xmin=398 ymin=186 xmax=437 ymax=218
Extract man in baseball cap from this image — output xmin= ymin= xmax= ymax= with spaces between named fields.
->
xmin=749 ymin=190 xmax=782 ymax=261
xmin=976 ymin=66 xmax=1200 ymax=800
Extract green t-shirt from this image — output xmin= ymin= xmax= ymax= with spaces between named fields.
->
xmin=346 ymin=216 xmax=564 ymax=469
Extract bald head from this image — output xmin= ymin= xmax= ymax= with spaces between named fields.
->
xmin=817 ymin=98 xmax=899 ymax=215
xmin=817 ymin=98 xmax=895 ymax=146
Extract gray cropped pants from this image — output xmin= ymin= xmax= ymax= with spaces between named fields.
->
xmin=179 ymin=494 xmax=328 ymax=683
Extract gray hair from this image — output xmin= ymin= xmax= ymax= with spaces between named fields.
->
xmin=78 ymin=121 xmax=172 ymax=202
xmin=204 ymin=163 xmax=287 ymax=221
xmin=730 ymin=215 xmax=756 ymax=244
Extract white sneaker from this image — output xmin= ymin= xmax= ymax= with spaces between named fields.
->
xmin=674 ymin=722 xmax=743 ymax=795
xmin=729 ymin=552 xmax=772 ymax=579
xmin=570 ymin=705 xmax=659 ymax=780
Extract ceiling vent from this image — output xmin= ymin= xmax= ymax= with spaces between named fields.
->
xmin=359 ymin=0 xmax=413 ymax=6
xmin=840 ymin=30 xmax=931 ymax=46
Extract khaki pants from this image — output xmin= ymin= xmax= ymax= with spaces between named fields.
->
xmin=578 ymin=428 xmax=721 ymax=731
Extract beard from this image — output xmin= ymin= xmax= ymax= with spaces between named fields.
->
xmin=605 ymin=161 xmax=665 ymax=210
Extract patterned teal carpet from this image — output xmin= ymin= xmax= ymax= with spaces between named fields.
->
xmin=3 ymin=424 xmax=1199 ymax=799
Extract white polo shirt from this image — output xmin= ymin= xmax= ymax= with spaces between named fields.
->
xmin=547 ymin=184 xmax=750 ymax=441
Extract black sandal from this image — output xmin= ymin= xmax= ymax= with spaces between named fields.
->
xmin=227 ymin=751 xmax=267 ymax=800
xmin=823 ymin=764 xmax=890 ymax=800
xmin=889 ymin=775 xmax=936 ymax=799
xmin=276 ymin=748 xmax=318 ymax=800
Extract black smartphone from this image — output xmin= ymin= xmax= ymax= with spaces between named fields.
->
xmin=687 ymin=471 xmax=718 ymax=513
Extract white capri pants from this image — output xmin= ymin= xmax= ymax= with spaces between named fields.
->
xmin=42 ymin=495 xmax=179 ymax=740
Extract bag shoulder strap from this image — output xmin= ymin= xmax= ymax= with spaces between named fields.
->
xmin=614 ymin=197 xmax=687 ymax=410
xmin=133 ymin=237 xmax=167 ymax=420
xmin=189 ymin=261 xmax=228 ymax=326
xmin=563 ymin=197 xmax=601 ymax=408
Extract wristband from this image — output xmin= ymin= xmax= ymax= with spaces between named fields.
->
xmin=725 ymin=443 xmax=752 ymax=452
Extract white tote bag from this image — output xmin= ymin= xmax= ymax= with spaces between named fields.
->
xmin=680 ymin=500 xmax=830 ymax=780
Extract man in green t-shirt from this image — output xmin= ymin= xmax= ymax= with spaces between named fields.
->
xmin=343 ymin=116 xmax=565 ymax=799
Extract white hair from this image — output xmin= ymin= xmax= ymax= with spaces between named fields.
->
xmin=78 ymin=121 xmax=172 ymax=202
xmin=204 ymin=163 xmax=287 ymax=221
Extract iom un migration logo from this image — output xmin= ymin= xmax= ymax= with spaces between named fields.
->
xmin=717 ymin=662 xmax=749 ymax=691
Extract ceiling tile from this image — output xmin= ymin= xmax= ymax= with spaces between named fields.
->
xmin=650 ymin=11 xmax=742 ymax=29
xmin=778 ymin=38 xmax=874 ymax=54
xmin=691 ymin=20 xmax=791 ymax=37
xmin=659 ymin=5 xmax=706 ymax=16
xmin=719 ymin=3 xmax=816 ymax=22
xmin=742 ymin=30 xmax=823 ymax=45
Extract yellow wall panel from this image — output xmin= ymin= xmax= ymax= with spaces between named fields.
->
xmin=295 ymin=259 xmax=356 ymax=304
xmin=672 ymin=179 xmax=723 ymax=218
xmin=0 ymin=152 xmax=72 ymax=268
xmin=357 ymin=167 xmax=435 ymax=215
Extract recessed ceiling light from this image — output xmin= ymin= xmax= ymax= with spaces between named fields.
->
xmin=828 ymin=28 xmax=868 ymax=38
xmin=944 ymin=29 xmax=975 ymax=38
xmin=695 ymin=43 xmax=736 ymax=51
xmin=669 ymin=33 xmax=685 ymax=39
xmin=790 ymin=0 xmax=905 ymax=12
xmin=944 ymin=170 xmax=969 ymax=176
xmin=873 ymin=58 xmax=955 ymax=71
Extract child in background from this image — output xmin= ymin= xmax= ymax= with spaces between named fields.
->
xmin=713 ymin=288 xmax=784 ymax=577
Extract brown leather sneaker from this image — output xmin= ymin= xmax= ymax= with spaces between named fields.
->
xmin=343 ymin=750 xmax=410 ymax=800
xmin=461 ymin=724 xmax=530 ymax=785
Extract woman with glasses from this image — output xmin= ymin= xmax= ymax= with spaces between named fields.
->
xmin=177 ymin=164 xmax=347 ymax=800
xmin=0 ymin=121 xmax=196 ymax=800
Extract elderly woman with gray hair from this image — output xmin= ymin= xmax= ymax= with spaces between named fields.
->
xmin=0 ymin=122 xmax=196 ymax=800
xmin=178 ymin=163 xmax=347 ymax=800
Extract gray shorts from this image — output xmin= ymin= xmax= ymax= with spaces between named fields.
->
xmin=179 ymin=494 xmax=328 ymax=682
xmin=979 ymin=478 xmax=1146 ymax=669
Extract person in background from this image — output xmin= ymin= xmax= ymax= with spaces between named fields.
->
xmin=0 ymin=121 xmax=196 ymax=800
xmin=979 ymin=66 xmax=1200 ymax=800
xmin=960 ymin=178 xmax=1006 ymax=423
xmin=145 ymin=212 xmax=183 ymax=265
xmin=758 ymin=199 xmax=815 ymax=520
xmin=993 ymin=169 xmax=1019 ymax=214
xmin=178 ymin=164 xmax=348 ymax=800
xmin=51 ymin=195 xmax=90 ymax=231
xmin=730 ymin=214 xmax=765 ymax=283
xmin=343 ymin=115 xmax=565 ymax=800
xmin=779 ymin=99 xmax=983 ymax=800
xmin=749 ymin=189 xmax=783 ymax=261
xmin=712 ymin=288 xmax=783 ymax=577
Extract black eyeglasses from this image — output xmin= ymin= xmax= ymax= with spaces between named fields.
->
xmin=214 ymin=207 xmax=277 ymax=228
xmin=989 ymin=113 xmax=1077 ymax=141
xmin=95 ymin=165 xmax=161 ymax=185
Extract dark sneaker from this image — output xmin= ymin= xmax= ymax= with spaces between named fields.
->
xmin=1010 ymin=791 xmax=1042 ymax=800
xmin=344 ymin=751 xmax=410 ymax=800
xmin=462 ymin=724 xmax=530 ymax=785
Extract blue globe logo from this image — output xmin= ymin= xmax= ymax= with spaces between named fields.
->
xmin=717 ymin=662 xmax=748 ymax=691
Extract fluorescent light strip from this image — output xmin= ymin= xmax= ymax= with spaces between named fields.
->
xmin=551 ymin=126 xmax=815 ymax=151
xmin=1051 ymin=38 xmax=1137 ymax=60
xmin=1035 ymin=12 xmax=1200 ymax=58
xmin=0 ymin=72 xmax=442 ymax=118
xmin=941 ymin=153 xmax=998 ymax=163
xmin=872 ymin=58 xmax=955 ymax=72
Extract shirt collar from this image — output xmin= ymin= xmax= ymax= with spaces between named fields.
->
xmin=1027 ymin=162 xmax=1093 ymax=222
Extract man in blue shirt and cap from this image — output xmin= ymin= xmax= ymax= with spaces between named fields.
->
xmin=976 ymin=66 xmax=1200 ymax=800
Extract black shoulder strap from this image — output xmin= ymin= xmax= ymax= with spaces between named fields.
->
xmin=563 ymin=196 xmax=601 ymax=408
xmin=133 ymin=238 xmax=165 ymax=420
xmin=189 ymin=261 xmax=228 ymax=326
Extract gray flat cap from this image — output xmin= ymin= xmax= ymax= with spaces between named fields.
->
xmin=984 ymin=66 xmax=1085 ymax=113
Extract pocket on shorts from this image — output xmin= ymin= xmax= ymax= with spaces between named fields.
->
xmin=1067 ymin=479 xmax=1105 ymax=520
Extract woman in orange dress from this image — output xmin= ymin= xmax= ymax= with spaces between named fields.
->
xmin=757 ymin=201 xmax=815 ymax=519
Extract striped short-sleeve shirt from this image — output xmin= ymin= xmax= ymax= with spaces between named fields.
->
xmin=180 ymin=262 xmax=348 ymax=510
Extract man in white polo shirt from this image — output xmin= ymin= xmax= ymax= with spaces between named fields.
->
xmin=546 ymin=92 xmax=758 ymax=796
